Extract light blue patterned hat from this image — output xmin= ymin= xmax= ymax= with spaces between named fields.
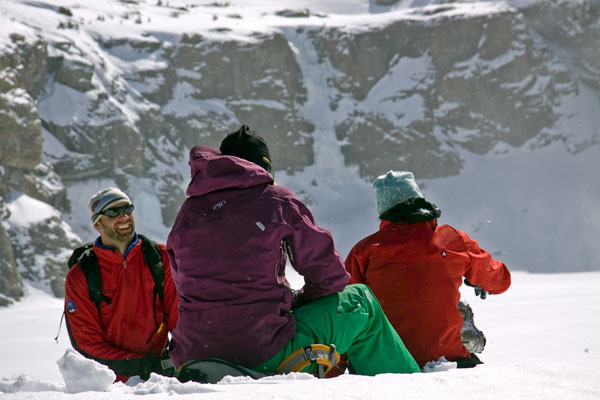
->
xmin=88 ymin=187 xmax=131 ymax=224
xmin=372 ymin=171 xmax=423 ymax=217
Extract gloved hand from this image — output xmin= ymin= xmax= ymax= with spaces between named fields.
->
xmin=157 ymin=350 xmax=178 ymax=378
xmin=291 ymin=289 xmax=311 ymax=309
xmin=142 ymin=351 xmax=178 ymax=379
xmin=464 ymin=279 xmax=487 ymax=299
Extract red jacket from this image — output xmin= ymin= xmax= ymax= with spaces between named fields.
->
xmin=64 ymin=235 xmax=179 ymax=380
xmin=345 ymin=220 xmax=510 ymax=367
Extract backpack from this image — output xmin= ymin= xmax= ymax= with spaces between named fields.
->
xmin=67 ymin=234 xmax=165 ymax=315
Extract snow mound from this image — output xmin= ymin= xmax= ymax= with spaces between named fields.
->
xmin=57 ymin=349 xmax=115 ymax=393
xmin=0 ymin=374 xmax=63 ymax=393
xmin=122 ymin=374 xmax=214 ymax=395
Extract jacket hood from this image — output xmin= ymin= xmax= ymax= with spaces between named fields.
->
xmin=186 ymin=145 xmax=274 ymax=197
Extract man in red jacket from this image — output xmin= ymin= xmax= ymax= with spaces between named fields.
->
xmin=64 ymin=187 xmax=179 ymax=382
xmin=346 ymin=170 xmax=511 ymax=368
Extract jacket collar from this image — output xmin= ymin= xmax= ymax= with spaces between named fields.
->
xmin=379 ymin=219 xmax=437 ymax=231
xmin=94 ymin=232 xmax=140 ymax=259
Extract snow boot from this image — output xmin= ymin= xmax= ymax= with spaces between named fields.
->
xmin=459 ymin=299 xmax=486 ymax=354
xmin=455 ymin=352 xmax=483 ymax=368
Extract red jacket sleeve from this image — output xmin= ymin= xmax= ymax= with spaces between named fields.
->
xmin=459 ymin=230 xmax=511 ymax=294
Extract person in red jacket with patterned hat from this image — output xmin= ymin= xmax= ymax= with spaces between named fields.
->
xmin=64 ymin=187 xmax=179 ymax=382
xmin=345 ymin=170 xmax=511 ymax=368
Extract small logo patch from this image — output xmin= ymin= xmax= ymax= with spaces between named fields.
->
xmin=255 ymin=221 xmax=266 ymax=231
xmin=441 ymin=250 xmax=447 ymax=258
xmin=212 ymin=200 xmax=226 ymax=211
xmin=67 ymin=299 xmax=77 ymax=313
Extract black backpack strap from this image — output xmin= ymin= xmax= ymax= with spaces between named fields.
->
xmin=138 ymin=234 xmax=165 ymax=323
xmin=72 ymin=246 xmax=112 ymax=309
xmin=68 ymin=236 xmax=165 ymax=318
xmin=68 ymin=242 xmax=93 ymax=269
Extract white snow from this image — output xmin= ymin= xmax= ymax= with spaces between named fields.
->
xmin=6 ymin=194 xmax=62 ymax=227
xmin=37 ymin=83 xmax=97 ymax=126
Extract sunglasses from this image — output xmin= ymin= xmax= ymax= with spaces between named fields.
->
xmin=97 ymin=203 xmax=135 ymax=219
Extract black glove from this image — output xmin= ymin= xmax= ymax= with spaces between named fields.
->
xmin=291 ymin=289 xmax=311 ymax=309
xmin=105 ymin=351 xmax=177 ymax=380
xmin=157 ymin=350 xmax=178 ymax=378
xmin=464 ymin=279 xmax=487 ymax=299
xmin=143 ymin=351 xmax=177 ymax=379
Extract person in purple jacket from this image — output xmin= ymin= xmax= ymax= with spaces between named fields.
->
xmin=166 ymin=125 xmax=419 ymax=377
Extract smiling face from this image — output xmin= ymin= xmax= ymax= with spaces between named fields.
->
xmin=93 ymin=201 xmax=136 ymax=254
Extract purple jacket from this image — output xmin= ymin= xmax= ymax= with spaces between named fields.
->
xmin=167 ymin=146 xmax=349 ymax=368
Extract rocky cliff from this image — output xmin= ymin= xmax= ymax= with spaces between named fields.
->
xmin=0 ymin=0 xmax=598 ymax=303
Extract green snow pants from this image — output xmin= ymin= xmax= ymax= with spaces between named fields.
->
xmin=253 ymin=284 xmax=420 ymax=376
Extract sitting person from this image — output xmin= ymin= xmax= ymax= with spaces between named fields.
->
xmin=64 ymin=187 xmax=179 ymax=381
xmin=166 ymin=126 xmax=419 ymax=377
xmin=345 ymin=170 xmax=511 ymax=368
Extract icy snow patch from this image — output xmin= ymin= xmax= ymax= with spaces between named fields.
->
xmin=421 ymin=357 xmax=457 ymax=373
xmin=123 ymin=374 xmax=214 ymax=395
xmin=0 ymin=374 xmax=63 ymax=393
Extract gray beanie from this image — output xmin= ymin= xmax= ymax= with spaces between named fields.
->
xmin=372 ymin=171 xmax=423 ymax=217
xmin=88 ymin=187 xmax=132 ymax=224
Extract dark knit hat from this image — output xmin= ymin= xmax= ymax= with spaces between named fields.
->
xmin=219 ymin=125 xmax=272 ymax=174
